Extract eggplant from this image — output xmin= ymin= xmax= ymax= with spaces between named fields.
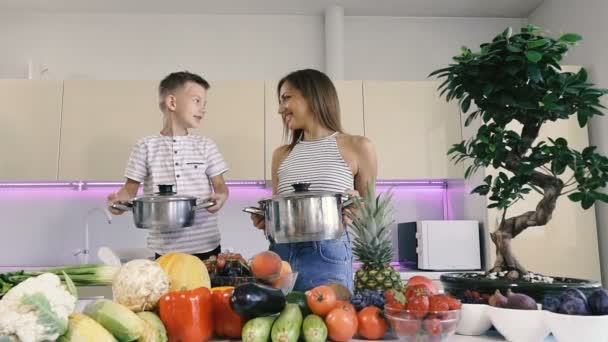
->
xmin=231 ymin=282 xmax=286 ymax=318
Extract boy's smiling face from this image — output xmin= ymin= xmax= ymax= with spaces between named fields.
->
xmin=166 ymin=81 xmax=207 ymax=130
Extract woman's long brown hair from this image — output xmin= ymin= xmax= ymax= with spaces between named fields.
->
xmin=277 ymin=69 xmax=343 ymax=151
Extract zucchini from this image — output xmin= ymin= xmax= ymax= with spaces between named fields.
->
xmin=241 ymin=316 xmax=277 ymax=342
xmin=302 ymin=314 xmax=327 ymax=342
xmin=58 ymin=313 xmax=117 ymax=342
xmin=136 ymin=312 xmax=167 ymax=342
xmin=286 ymin=291 xmax=311 ymax=316
xmin=271 ymin=303 xmax=303 ymax=342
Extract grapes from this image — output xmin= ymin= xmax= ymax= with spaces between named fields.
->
xmin=351 ymin=290 xmax=385 ymax=310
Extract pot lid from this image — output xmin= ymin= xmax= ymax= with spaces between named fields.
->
xmin=133 ymin=184 xmax=197 ymax=202
xmin=263 ymin=183 xmax=345 ymax=201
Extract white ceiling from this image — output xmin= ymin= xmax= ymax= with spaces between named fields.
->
xmin=0 ymin=0 xmax=543 ymax=17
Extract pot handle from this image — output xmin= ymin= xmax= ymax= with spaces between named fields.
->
xmin=194 ymin=199 xmax=216 ymax=210
xmin=111 ymin=201 xmax=133 ymax=212
xmin=341 ymin=195 xmax=356 ymax=208
xmin=243 ymin=207 xmax=265 ymax=216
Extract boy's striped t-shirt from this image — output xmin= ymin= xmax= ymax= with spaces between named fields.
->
xmin=125 ymin=134 xmax=229 ymax=254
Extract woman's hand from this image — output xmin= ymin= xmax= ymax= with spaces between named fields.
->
xmin=343 ymin=189 xmax=361 ymax=227
xmin=250 ymin=213 xmax=265 ymax=230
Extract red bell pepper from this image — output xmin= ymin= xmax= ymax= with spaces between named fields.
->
xmin=212 ymin=287 xmax=246 ymax=338
xmin=159 ymin=287 xmax=214 ymax=342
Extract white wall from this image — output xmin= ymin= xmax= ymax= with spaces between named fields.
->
xmin=529 ymin=0 xmax=608 ymax=285
xmin=345 ymin=16 xmax=526 ymax=80
xmin=0 ymin=14 xmax=524 ymax=80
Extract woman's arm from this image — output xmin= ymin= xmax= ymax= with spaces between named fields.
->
xmin=352 ymin=136 xmax=379 ymax=197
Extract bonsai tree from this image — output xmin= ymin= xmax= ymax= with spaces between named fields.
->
xmin=430 ymin=24 xmax=608 ymax=280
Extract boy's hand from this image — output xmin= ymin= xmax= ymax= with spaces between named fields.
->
xmin=107 ymin=179 xmax=140 ymax=215
xmin=206 ymin=192 xmax=227 ymax=214
xmin=107 ymin=192 xmax=129 ymax=215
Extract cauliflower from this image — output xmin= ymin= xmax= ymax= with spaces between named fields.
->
xmin=0 ymin=273 xmax=76 ymax=342
xmin=112 ymin=259 xmax=170 ymax=312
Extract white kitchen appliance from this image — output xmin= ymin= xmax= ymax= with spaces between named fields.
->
xmin=397 ymin=220 xmax=481 ymax=271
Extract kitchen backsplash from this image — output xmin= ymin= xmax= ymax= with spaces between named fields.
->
xmin=0 ymin=182 xmax=463 ymax=266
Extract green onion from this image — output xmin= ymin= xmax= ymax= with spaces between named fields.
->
xmin=0 ymin=264 xmax=119 ymax=296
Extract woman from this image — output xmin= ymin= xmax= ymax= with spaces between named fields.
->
xmin=251 ymin=69 xmax=378 ymax=292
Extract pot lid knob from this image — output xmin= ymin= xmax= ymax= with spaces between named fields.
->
xmin=292 ymin=182 xmax=311 ymax=192
xmin=157 ymin=184 xmax=176 ymax=195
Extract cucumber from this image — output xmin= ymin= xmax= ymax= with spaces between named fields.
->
xmin=271 ymin=303 xmax=303 ymax=342
xmin=83 ymin=299 xmax=144 ymax=342
xmin=286 ymin=291 xmax=311 ymax=316
xmin=302 ymin=314 xmax=327 ymax=342
xmin=241 ymin=316 xmax=277 ymax=342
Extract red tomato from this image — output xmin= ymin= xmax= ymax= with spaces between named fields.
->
xmin=357 ymin=306 xmax=388 ymax=340
xmin=406 ymin=276 xmax=438 ymax=295
xmin=306 ymin=285 xmax=337 ymax=317
xmin=325 ymin=305 xmax=358 ymax=342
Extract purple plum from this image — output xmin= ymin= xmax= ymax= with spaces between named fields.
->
xmin=558 ymin=297 xmax=591 ymax=315
xmin=588 ymin=289 xmax=608 ymax=315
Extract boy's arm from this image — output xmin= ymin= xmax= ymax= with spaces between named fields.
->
xmin=107 ymin=178 xmax=141 ymax=215
xmin=206 ymin=174 xmax=229 ymax=214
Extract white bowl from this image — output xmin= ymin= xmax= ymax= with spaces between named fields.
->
xmin=456 ymin=304 xmax=492 ymax=336
xmin=487 ymin=306 xmax=549 ymax=342
xmin=543 ymin=311 xmax=608 ymax=342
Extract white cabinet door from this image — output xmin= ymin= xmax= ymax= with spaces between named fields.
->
xmin=363 ymin=81 xmax=462 ymax=180
xmin=0 ymin=80 xmax=63 ymax=180
xmin=194 ymin=81 xmax=265 ymax=180
xmin=265 ymin=80 xmax=364 ymax=180
xmin=58 ymin=80 xmax=159 ymax=180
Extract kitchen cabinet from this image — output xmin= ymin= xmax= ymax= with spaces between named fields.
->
xmin=58 ymin=80 xmax=160 ymax=180
xmin=264 ymin=80 xmax=365 ymax=180
xmin=58 ymin=80 xmax=265 ymax=181
xmin=363 ymin=81 xmax=463 ymax=179
xmin=193 ymin=81 xmax=264 ymax=180
xmin=0 ymin=80 xmax=63 ymax=180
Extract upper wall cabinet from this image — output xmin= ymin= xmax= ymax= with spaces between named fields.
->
xmin=363 ymin=81 xmax=463 ymax=180
xmin=58 ymin=80 xmax=160 ymax=180
xmin=265 ymin=80 xmax=364 ymax=180
xmin=0 ymin=80 xmax=63 ymax=180
xmin=193 ymin=81 xmax=265 ymax=180
xmin=58 ymin=80 xmax=264 ymax=181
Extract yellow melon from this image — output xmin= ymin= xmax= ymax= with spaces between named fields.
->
xmin=156 ymin=252 xmax=210 ymax=291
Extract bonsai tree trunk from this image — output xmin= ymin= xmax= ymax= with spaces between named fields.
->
xmin=489 ymin=170 xmax=564 ymax=280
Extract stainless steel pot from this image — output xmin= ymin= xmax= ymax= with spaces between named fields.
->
xmin=112 ymin=184 xmax=215 ymax=230
xmin=243 ymin=183 xmax=354 ymax=243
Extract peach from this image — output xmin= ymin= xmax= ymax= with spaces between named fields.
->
xmin=251 ymin=250 xmax=283 ymax=281
xmin=271 ymin=261 xmax=293 ymax=288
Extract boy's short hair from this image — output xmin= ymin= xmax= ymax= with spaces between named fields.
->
xmin=159 ymin=71 xmax=210 ymax=98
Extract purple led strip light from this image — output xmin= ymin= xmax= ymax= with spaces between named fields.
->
xmin=0 ymin=180 xmax=447 ymax=189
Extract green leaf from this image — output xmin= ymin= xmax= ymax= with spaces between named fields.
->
xmin=577 ymin=110 xmax=589 ymax=127
xmin=591 ymin=191 xmax=608 ymax=203
xmin=21 ymin=293 xmax=68 ymax=334
xmin=461 ymin=96 xmax=472 ymax=113
xmin=559 ymin=33 xmax=583 ymax=43
xmin=525 ymin=51 xmax=543 ymax=63
xmin=471 ymin=185 xmax=490 ymax=195
xmin=527 ymin=38 xmax=549 ymax=49
xmin=62 ymin=271 xmax=78 ymax=299
xmin=582 ymin=195 xmax=595 ymax=209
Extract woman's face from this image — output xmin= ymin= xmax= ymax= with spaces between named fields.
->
xmin=278 ymin=82 xmax=313 ymax=130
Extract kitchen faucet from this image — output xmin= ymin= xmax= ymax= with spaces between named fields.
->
xmin=73 ymin=206 xmax=112 ymax=264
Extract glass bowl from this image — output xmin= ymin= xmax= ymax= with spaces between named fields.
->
xmin=384 ymin=306 xmax=461 ymax=341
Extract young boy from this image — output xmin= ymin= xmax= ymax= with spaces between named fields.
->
xmin=107 ymin=71 xmax=229 ymax=260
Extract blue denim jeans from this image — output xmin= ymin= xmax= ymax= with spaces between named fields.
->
xmin=269 ymin=233 xmax=353 ymax=292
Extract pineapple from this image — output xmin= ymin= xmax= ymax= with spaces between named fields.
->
xmin=348 ymin=180 xmax=403 ymax=292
